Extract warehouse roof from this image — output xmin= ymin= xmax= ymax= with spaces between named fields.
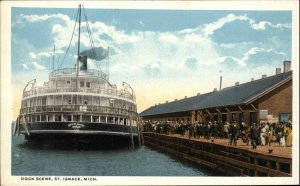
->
xmin=139 ymin=71 xmax=292 ymax=117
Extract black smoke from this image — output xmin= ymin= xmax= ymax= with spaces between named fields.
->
xmin=80 ymin=47 xmax=108 ymax=61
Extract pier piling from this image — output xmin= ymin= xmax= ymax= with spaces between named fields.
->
xmin=142 ymin=132 xmax=292 ymax=176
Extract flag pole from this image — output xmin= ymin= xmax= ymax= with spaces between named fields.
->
xmin=52 ymin=45 xmax=55 ymax=72
xmin=107 ymin=46 xmax=109 ymax=81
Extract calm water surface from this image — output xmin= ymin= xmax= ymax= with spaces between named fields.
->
xmin=12 ymin=135 xmax=213 ymax=176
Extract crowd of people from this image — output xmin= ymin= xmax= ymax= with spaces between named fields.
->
xmin=142 ymin=120 xmax=293 ymax=149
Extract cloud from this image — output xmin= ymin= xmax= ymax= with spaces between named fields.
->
xmin=250 ymin=21 xmax=291 ymax=30
xmin=202 ymin=13 xmax=291 ymax=37
xmin=218 ymin=47 xmax=286 ymax=66
xmin=14 ymin=12 xmax=290 ymax=82
xmin=29 ymin=51 xmax=52 ymax=60
xmin=20 ymin=13 xmax=71 ymax=23
xmin=139 ymin=20 xmax=145 ymax=27
xmin=12 ymin=10 xmax=292 ymax=116
xmin=202 ymin=14 xmax=247 ymax=37
xmin=21 ymin=64 xmax=29 ymax=70
xmin=31 ymin=61 xmax=46 ymax=70
xmin=184 ymin=57 xmax=198 ymax=69
xmin=143 ymin=61 xmax=162 ymax=78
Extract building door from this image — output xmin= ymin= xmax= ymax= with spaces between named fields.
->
xmin=231 ymin=113 xmax=236 ymax=123
xmin=238 ymin=113 xmax=244 ymax=124
xmin=213 ymin=114 xmax=218 ymax=122
xmin=206 ymin=115 xmax=211 ymax=122
xmin=222 ymin=114 xmax=227 ymax=123
xmin=249 ymin=112 xmax=257 ymax=125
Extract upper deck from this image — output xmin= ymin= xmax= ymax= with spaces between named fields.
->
xmin=49 ymin=68 xmax=107 ymax=79
xmin=22 ymin=68 xmax=136 ymax=102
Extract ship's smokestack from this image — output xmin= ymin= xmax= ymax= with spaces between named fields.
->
xmin=283 ymin=60 xmax=291 ymax=73
xmin=78 ymin=55 xmax=87 ymax=71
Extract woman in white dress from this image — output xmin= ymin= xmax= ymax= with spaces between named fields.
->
xmin=260 ymin=127 xmax=266 ymax=146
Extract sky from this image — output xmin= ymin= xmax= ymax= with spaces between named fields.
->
xmin=11 ymin=7 xmax=292 ymax=118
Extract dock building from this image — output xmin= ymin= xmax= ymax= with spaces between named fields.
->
xmin=140 ymin=61 xmax=292 ymax=125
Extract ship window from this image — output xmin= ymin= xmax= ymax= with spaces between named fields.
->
xmin=55 ymin=115 xmax=61 ymax=122
xmin=92 ymin=116 xmax=99 ymax=122
xmin=41 ymin=115 xmax=47 ymax=121
xmin=108 ymin=117 xmax=114 ymax=124
xmin=100 ymin=116 xmax=106 ymax=123
xmin=86 ymin=82 xmax=91 ymax=88
xmin=74 ymin=115 xmax=80 ymax=122
xmin=80 ymin=81 xmax=84 ymax=87
xmin=82 ymin=115 xmax=90 ymax=122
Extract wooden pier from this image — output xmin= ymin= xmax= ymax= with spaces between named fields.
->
xmin=142 ymin=132 xmax=292 ymax=176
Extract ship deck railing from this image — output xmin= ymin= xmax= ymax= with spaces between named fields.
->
xmin=49 ymin=68 xmax=107 ymax=79
xmin=23 ymin=87 xmax=135 ymax=101
xmin=20 ymin=105 xmax=137 ymax=116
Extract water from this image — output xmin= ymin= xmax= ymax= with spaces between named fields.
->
xmin=12 ymin=135 xmax=213 ymax=176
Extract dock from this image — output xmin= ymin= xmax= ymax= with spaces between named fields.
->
xmin=142 ymin=132 xmax=292 ymax=176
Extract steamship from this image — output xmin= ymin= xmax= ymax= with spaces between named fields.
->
xmin=14 ymin=5 xmax=139 ymax=147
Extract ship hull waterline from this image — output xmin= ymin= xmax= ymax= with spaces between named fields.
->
xmin=16 ymin=122 xmax=139 ymax=149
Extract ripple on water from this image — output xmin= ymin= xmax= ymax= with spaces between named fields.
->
xmin=12 ymin=135 xmax=214 ymax=176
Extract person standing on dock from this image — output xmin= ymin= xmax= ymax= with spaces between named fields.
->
xmin=179 ymin=121 xmax=185 ymax=136
xmin=250 ymin=123 xmax=259 ymax=149
xmin=205 ymin=122 xmax=211 ymax=140
xmin=260 ymin=123 xmax=267 ymax=146
xmin=200 ymin=122 xmax=204 ymax=138
xmin=284 ymin=122 xmax=292 ymax=147
xmin=195 ymin=122 xmax=200 ymax=138
xmin=218 ymin=122 xmax=224 ymax=139
xmin=229 ymin=123 xmax=237 ymax=146
xmin=223 ymin=122 xmax=230 ymax=139
xmin=212 ymin=121 xmax=218 ymax=139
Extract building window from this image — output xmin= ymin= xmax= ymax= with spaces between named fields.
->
xmin=279 ymin=113 xmax=290 ymax=123
xmin=67 ymin=80 xmax=70 ymax=84
xmin=86 ymin=82 xmax=91 ymax=88
xmin=84 ymin=100 xmax=88 ymax=105
xmin=80 ymin=81 xmax=84 ymax=87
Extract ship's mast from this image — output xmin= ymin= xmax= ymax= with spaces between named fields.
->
xmin=76 ymin=4 xmax=82 ymax=89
